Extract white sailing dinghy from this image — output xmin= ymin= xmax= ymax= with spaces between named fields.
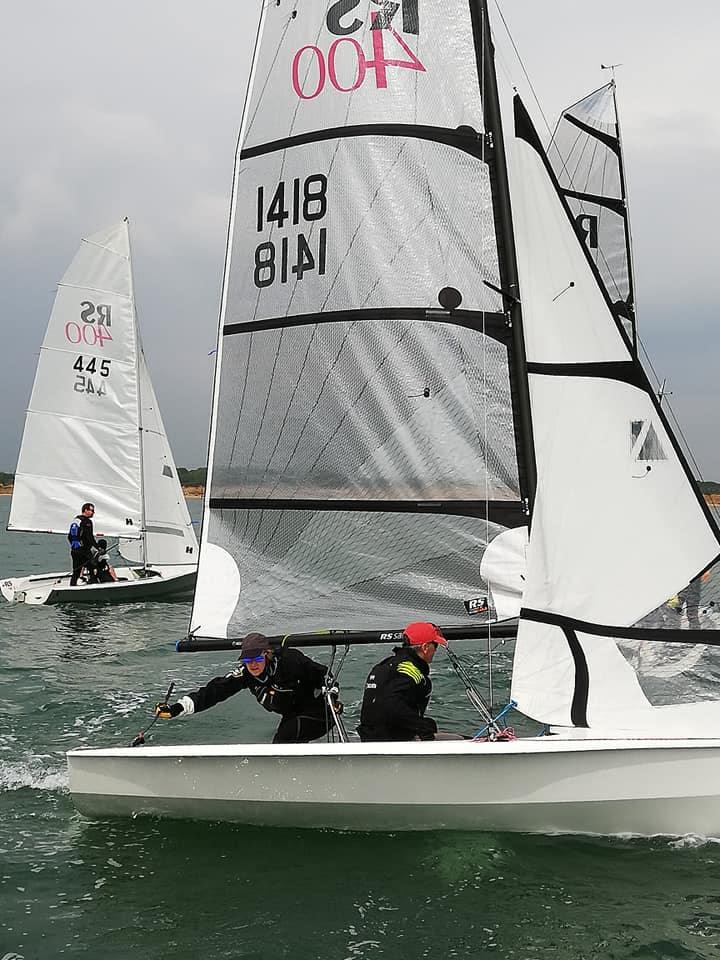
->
xmin=69 ymin=2 xmax=720 ymax=836
xmin=2 ymin=220 xmax=197 ymax=604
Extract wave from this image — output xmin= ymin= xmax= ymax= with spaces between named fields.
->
xmin=0 ymin=756 xmax=68 ymax=793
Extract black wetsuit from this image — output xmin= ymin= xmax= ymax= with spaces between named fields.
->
xmin=68 ymin=515 xmax=98 ymax=586
xmin=357 ymin=646 xmax=437 ymax=742
xmin=183 ymin=648 xmax=334 ymax=744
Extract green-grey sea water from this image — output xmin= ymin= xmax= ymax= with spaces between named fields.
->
xmin=2 ymin=496 xmax=720 ymax=959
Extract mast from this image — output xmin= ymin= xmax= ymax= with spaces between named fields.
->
xmin=125 ymin=217 xmax=148 ymax=570
xmin=471 ymin=0 xmax=537 ymax=518
xmin=611 ymin=79 xmax=638 ymax=352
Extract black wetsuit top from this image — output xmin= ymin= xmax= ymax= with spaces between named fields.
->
xmin=186 ymin=647 xmax=330 ymax=720
xmin=357 ymin=646 xmax=437 ymax=742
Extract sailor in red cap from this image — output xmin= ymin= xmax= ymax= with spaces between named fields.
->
xmin=357 ymin=621 xmax=447 ymax=742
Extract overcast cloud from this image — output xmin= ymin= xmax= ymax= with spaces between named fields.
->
xmin=1 ymin=1 xmax=718 ymax=478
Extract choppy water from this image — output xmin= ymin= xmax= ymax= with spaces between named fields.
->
xmin=2 ymin=496 xmax=720 ymax=959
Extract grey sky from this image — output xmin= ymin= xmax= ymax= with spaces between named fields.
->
xmin=1 ymin=1 xmax=718 ymax=478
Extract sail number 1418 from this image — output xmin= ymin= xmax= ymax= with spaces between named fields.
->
xmin=254 ymin=174 xmax=328 ymax=289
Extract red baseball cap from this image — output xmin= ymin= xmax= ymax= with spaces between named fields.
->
xmin=403 ymin=622 xmax=448 ymax=647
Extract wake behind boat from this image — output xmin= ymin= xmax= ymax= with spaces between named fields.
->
xmin=68 ymin=0 xmax=720 ymax=836
xmin=3 ymin=220 xmax=197 ymax=605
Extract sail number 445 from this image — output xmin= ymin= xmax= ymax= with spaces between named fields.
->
xmin=72 ymin=354 xmax=111 ymax=398
xmin=254 ymin=174 xmax=328 ymax=289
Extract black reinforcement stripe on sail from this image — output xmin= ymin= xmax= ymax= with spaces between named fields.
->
xmin=223 ymin=308 xmax=510 ymax=344
xmin=561 ymin=188 xmax=625 ymax=217
xmin=526 ymin=361 xmax=644 ymax=388
xmin=521 ymin=606 xmax=720 ymax=646
xmin=177 ymin=619 xmax=520 ymax=652
xmin=240 ymin=123 xmax=486 ymax=162
xmin=562 ymin=625 xmax=590 ymax=727
xmin=563 ymin=114 xmax=620 ymax=156
xmin=209 ymin=497 xmax=527 ymax=526
xmin=514 ymin=94 xmax=720 ymax=547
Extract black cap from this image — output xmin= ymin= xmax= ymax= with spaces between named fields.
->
xmin=239 ymin=632 xmax=269 ymax=657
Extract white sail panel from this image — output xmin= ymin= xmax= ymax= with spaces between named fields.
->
xmin=9 ymin=221 xmax=144 ymax=537
xmin=227 ymin=139 xmax=502 ymax=323
xmin=520 ymin=376 xmax=716 ymax=627
xmin=193 ymin=508 xmax=509 ymax=638
xmin=242 ymin=0 xmax=483 ymax=150
xmin=510 ymin=134 xmax=628 ymax=364
xmin=212 ymin=323 xmax=518 ymax=502
xmin=118 ymin=351 xmax=198 ymax=566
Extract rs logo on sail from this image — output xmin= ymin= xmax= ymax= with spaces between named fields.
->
xmin=326 ymin=0 xmax=419 ymax=36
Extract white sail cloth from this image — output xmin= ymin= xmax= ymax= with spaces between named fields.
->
xmin=10 ymin=222 xmax=143 ymax=537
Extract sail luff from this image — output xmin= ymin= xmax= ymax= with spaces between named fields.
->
xmin=189 ymin=4 xmax=269 ymax=636
xmin=472 ymin=0 xmax=536 ymax=519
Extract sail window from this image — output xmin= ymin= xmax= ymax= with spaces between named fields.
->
xmin=631 ymin=420 xmax=666 ymax=461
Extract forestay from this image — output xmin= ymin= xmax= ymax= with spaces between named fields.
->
xmin=191 ymin=0 xmax=529 ymax=640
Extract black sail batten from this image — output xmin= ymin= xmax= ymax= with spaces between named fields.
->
xmin=223 ymin=308 xmax=511 ymax=345
xmin=526 ymin=361 xmax=644 ymax=389
xmin=515 ymin=94 xmax=720 ymax=543
xmin=471 ymin=0 xmax=537 ymax=520
xmin=178 ymin=619 xmax=520 ymax=653
xmin=521 ymin=606 xmax=720 ymax=647
xmin=209 ymin=496 xmax=527 ymax=526
xmin=563 ymin=113 xmax=620 ymax=155
xmin=240 ymin=123 xmax=487 ymax=161
xmin=560 ymin=189 xmax=625 ymax=217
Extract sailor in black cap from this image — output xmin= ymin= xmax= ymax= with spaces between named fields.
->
xmin=155 ymin=633 xmax=341 ymax=744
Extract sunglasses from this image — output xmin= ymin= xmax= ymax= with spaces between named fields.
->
xmin=241 ymin=654 xmax=266 ymax=664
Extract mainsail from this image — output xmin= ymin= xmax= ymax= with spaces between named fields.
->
xmin=9 ymin=220 xmax=197 ymax=564
xmin=548 ymin=82 xmax=636 ymax=346
xmin=190 ymin=0 xmax=532 ymax=639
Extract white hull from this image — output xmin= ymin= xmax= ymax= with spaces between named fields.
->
xmin=67 ymin=737 xmax=720 ymax=837
xmin=1 ymin=565 xmax=196 ymax=605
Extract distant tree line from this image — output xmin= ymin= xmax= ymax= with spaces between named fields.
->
xmin=177 ymin=467 xmax=207 ymax=486
xmin=0 ymin=469 xmax=207 ymax=487
xmin=699 ymin=481 xmax=720 ymax=494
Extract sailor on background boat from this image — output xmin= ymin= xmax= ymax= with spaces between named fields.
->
xmin=358 ymin=622 xmax=454 ymax=742
xmin=155 ymin=633 xmax=342 ymax=744
xmin=68 ymin=503 xmax=99 ymax=586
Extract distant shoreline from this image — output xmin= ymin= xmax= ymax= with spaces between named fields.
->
xmin=1 ymin=483 xmax=719 ymax=506
xmin=0 ymin=484 xmax=205 ymax=499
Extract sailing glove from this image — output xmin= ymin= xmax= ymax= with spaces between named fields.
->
xmin=155 ymin=701 xmax=184 ymax=719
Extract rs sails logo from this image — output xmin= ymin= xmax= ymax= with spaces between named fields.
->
xmin=291 ymin=1 xmax=425 ymax=100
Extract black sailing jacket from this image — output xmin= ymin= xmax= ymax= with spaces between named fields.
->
xmin=357 ymin=646 xmax=438 ymax=742
xmin=186 ymin=647 xmax=330 ymax=719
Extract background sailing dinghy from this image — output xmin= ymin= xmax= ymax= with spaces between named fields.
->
xmin=69 ymin=1 xmax=720 ymax=836
xmin=2 ymin=220 xmax=198 ymax=605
